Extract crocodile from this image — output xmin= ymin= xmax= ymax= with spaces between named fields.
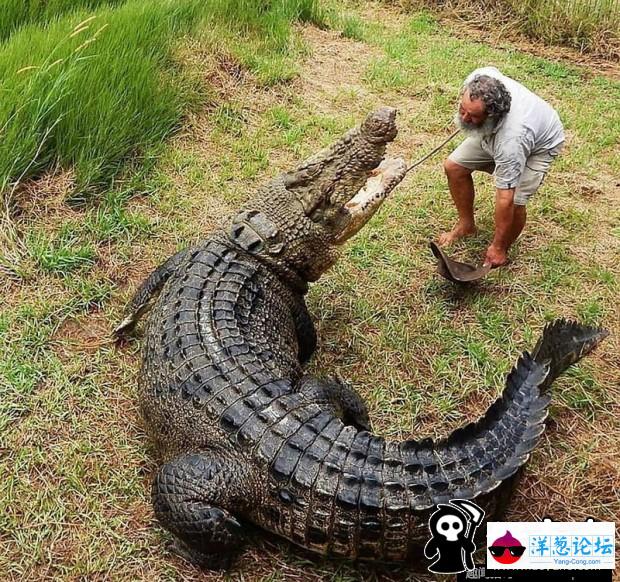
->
xmin=116 ymin=107 xmax=608 ymax=567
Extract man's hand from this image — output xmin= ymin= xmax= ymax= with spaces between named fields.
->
xmin=484 ymin=244 xmax=508 ymax=268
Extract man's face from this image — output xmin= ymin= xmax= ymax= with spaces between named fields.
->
xmin=454 ymin=89 xmax=496 ymax=137
xmin=458 ymin=90 xmax=487 ymax=128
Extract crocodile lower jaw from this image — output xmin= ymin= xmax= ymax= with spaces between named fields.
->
xmin=335 ymin=157 xmax=408 ymax=244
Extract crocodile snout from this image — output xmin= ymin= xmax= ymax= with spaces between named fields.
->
xmin=361 ymin=106 xmax=398 ymax=144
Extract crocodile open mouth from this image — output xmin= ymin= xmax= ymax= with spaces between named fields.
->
xmin=334 ymin=156 xmax=407 ymax=244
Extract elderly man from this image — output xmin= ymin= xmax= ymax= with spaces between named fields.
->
xmin=439 ymin=66 xmax=565 ymax=267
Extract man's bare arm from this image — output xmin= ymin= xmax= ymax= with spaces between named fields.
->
xmin=485 ymin=187 xmax=515 ymax=266
xmin=493 ymin=188 xmax=516 ymax=247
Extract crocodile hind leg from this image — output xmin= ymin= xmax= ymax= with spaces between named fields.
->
xmin=298 ymin=375 xmax=372 ymax=431
xmin=152 ymin=452 xmax=252 ymax=568
xmin=114 ymin=247 xmax=195 ymax=336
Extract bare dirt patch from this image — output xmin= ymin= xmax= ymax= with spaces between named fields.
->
xmin=296 ymin=26 xmax=381 ymax=112
xmin=295 ymin=24 xmax=444 ymax=162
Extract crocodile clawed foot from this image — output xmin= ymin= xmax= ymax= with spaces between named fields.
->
xmin=113 ymin=314 xmax=137 ymax=339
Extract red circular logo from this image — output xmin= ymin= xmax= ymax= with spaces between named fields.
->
xmin=488 ymin=531 xmax=526 ymax=564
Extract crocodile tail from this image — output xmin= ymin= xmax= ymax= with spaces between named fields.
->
xmin=531 ymin=318 xmax=609 ymax=390
xmin=403 ymin=319 xmax=607 ymax=518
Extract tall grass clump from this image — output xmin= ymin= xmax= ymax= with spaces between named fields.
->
xmin=0 ymin=0 xmax=127 ymax=42
xmin=506 ymin=0 xmax=620 ymax=56
xmin=0 ymin=0 xmax=206 ymax=199
xmin=0 ymin=0 xmax=336 ymax=274
xmin=398 ymin=0 xmax=620 ymax=58
xmin=208 ymin=0 xmax=327 ymax=38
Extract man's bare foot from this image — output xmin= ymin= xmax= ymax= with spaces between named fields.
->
xmin=437 ymin=223 xmax=477 ymax=246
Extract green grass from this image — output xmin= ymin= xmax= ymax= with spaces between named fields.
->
xmin=25 ymin=229 xmax=96 ymax=274
xmin=0 ymin=0 xmax=328 ymax=279
xmin=335 ymin=12 xmax=368 ymax=40
xmin=0 ymin=0 xmax=201 ymax=198
xmin=1 ymin=1 xmax=619 ymax=579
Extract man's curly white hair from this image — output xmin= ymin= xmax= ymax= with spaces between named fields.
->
xmin=464 ymin=74 xmax=512 ymax=119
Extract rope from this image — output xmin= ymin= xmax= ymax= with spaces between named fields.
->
xmin=405 ymin=129 xmax=460 ymax=174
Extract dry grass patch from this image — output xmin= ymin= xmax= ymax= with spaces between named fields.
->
xmin=398 ymin=0 xmax=620 ymax=64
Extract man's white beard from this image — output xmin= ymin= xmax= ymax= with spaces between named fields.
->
xmin=454 ymin=110 xmax=498 ymax=138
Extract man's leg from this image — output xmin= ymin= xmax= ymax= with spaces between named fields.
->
xmin=488 ymin=144 xmax=562 ymax=265
xmin=508 ymin=145 xmax=561 ymax=249
xmin=438 ymin=137 xmax=494 ymax=246
xmin=438 ymin=159 xmax=477 ymax=246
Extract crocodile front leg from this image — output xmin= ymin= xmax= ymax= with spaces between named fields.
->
xmin=152 ymin=452 xmax=254 ymax=567
xmin=291 ymin=297 xmax=317 ymax=365
xmin=297 ymin=376 xmax=372 ymax=431
xmin=115 ymin=246 xmax=198 ymax=336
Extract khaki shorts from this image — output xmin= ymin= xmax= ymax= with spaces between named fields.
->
xmin=448 ymin=138 xmax=564 ymax=205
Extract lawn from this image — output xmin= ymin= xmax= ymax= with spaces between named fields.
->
xmin=0 ymin=1 xmax=618 ymax=579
